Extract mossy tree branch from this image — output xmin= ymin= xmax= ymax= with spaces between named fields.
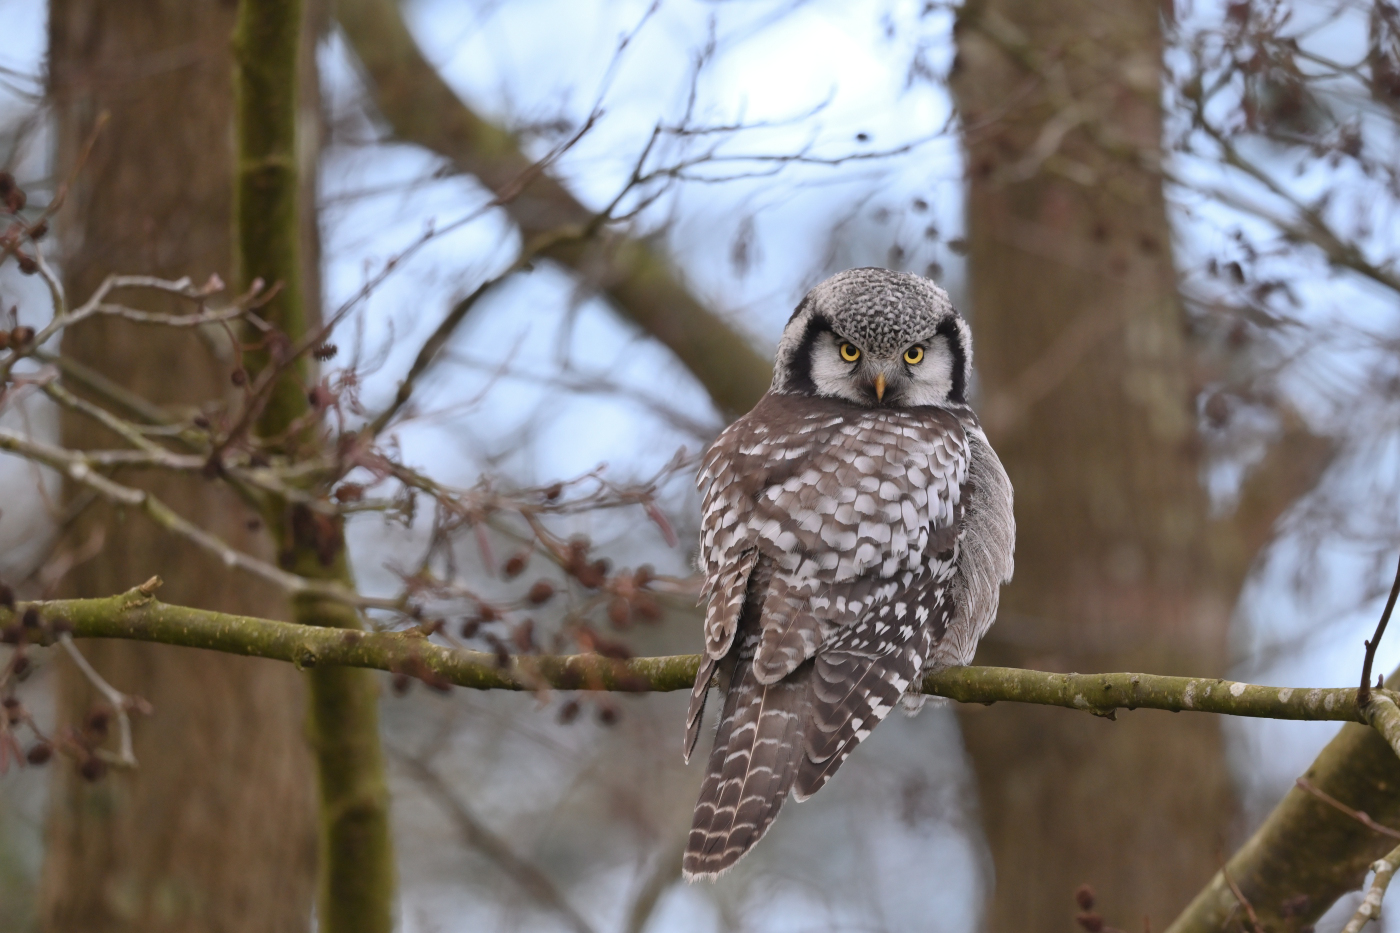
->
xmin=233 ymin=2 xmax=394 ymax=931
xmin=5 ymin=590 xmax=1392 ymax=724
xmin=1340 ymin=842 xmax=1400 ymax=933
xmin=1167 ymin=668 xmax=1400 ymax=933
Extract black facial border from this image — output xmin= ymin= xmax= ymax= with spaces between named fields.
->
xmin=784 ymin=311 xmax=838 ymax=396
xmin=934 ymin=318 xmax=967 ymax=404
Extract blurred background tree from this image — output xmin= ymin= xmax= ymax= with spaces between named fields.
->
xmin=3 ymin=0 xmax=1400 ymax=932
xmin=952 ymin=0 xmax=1329 ymax=924
xmin=39 ymin=2 xmax=319 ymax=930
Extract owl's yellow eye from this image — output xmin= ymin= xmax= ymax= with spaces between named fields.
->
xmin=839 ymin=343 xmax=861 ymax=362
xmin=903 ymin=346 xmax=925 ymax=365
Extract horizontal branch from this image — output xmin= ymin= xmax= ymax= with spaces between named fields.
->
xmin=929 ymin=665 xmax=1375 ymax=723
xmin=1 ymin=588 xmax=1385 ymax=723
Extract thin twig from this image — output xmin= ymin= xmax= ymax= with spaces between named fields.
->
xmin=0 ymin=111 xmax=108 ymax=267
xmin=58 ymin=633 xmax=143 ymax=768
xmin=0 ymin=429 xmax=399 ymax=612
xmin=40 ymin=380 xmax=167 ymax=455
xmin=1 ymin=272 xmax=259 ymax=385
xmin=1295 ymin=778 xmax=1400 ymax=841
xmin=31 ymin=349 xmax=179 ymax=427
xmin=360 ymin=269 xmax=513 ymax=438
xmin=1221 ymin=863 xmax=1262 ymax=932
xmin=1359 ymin=552 xmax=1400 ymax=707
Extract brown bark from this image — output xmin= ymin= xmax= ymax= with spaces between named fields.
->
xmin=39 ymin=3 xmax=318 ymax=931
xmin=951 ymin=0 xmax=1327 ymax=927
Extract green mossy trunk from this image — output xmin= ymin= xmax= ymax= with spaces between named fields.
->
xmin=233 ymin=2 xmax=394 ymax=930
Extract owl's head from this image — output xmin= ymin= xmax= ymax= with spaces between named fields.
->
xmin=771 ymin=268 xmax=971 ymax=408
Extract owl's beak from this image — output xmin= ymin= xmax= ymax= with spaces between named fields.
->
xmin=873 ymin=372 xmax=886 ymax=401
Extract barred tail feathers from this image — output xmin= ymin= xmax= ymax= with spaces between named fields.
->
xmin=683 ymin=658 xmax=810 ymax=880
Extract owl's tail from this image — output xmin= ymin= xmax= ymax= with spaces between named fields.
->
xmin=683 ymin=657 xmax=810 ymax=880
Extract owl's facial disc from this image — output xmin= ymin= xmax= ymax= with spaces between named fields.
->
xmin=772 ymin=271 xmax=971 ymax=406
xmin=807 ymin=329 xmax=958 ymax=407
xmin=894 ymin=334 xmax=959 ymax=406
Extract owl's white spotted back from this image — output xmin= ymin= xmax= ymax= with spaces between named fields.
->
xmin=683 ymin=267 xmax=1014 ymax=880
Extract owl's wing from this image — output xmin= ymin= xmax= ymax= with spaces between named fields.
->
xmin=936 ymin=423 xmax=1016 ymax=668
xmin=796 ymin=567 xmax=954 ymax=798
xmin=683 ymin=547 xmax=762 ymax=763
xmin=786 ymin=409 xmax=974 ymax=796
xmin=785 ymin=411 xmax=971 ymax=795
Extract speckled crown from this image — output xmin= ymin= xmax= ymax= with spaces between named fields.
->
xmin=806 ymin=268 xmax=955 ymax=356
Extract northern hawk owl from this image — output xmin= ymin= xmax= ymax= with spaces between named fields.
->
xmin=683 ymin=267 xmax=1015 ymax=879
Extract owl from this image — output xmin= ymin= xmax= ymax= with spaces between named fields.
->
xmin=682 ymin=267 xmax=1015 ymax=880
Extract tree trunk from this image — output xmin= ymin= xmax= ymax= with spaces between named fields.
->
xmin=39 ymin=3 xmax=319 ymax=930
xmin=952 ymin=1 xmax=1255 ymax=926
xmin=234 ymin=3 xmax=396 ymax=927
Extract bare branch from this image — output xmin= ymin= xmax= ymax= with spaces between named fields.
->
xmin=58 ymin=633 xmax=142 ymax=768
xmin=1341 ymin=844 xmax=1400 ymax=933
xmin=359 ymin=234 xmax=569 ymax=440
xmin=335 ymin=0 xmax=773 ymax=416
xmin=31 ymin=349 xmax=180 ymax=428
xmin=40 ymin=379 xmax=168 ymax=455
xmin=1296 ymin=778 xmax=1400 ymax=842
xmin=1365 ymin=694 xmax=1400 ymax=764
xmin=1221 ymin=864 xmax=1262 ymax=933
xmin=0 ymin=272 xmax=258 ymax=386
xmin=0 ymin=429 xmax=397 ymax=612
